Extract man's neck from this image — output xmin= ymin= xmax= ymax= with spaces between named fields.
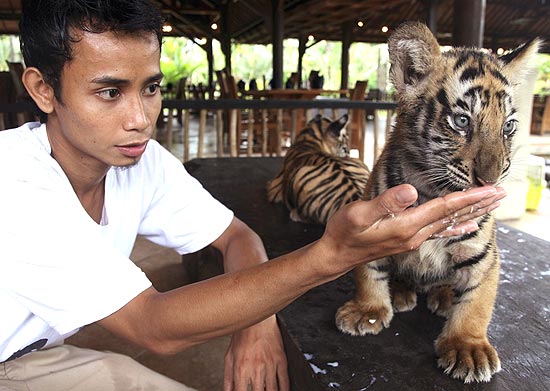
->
xmin=46 ymin=127 xmax=109 ymax=224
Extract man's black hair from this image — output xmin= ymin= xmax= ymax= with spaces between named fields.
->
xmin=19 ymin=0 xmax=164 ymax=120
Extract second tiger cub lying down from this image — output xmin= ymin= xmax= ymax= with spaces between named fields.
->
xmin=335 ymin=22 xmax=540 ymax=383
xmin=266 ymin=114 xmax=370 ymax=225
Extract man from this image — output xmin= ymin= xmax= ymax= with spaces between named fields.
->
xmin=0 ymin=0 xmax=505 ymax=390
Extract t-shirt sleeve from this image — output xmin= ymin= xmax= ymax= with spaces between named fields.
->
xmin=2 ymin=178 xmax=152 ymax=335
xmin=137 ymin=143 xmax=234 ymax=254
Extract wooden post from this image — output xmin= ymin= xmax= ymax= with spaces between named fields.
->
xmin=373 ymin=110 xmax=380 ymax=163
xmin=166 ymin=110 xmax=173 ymax=153
xmin=262 ymin=109 xmax=268 ymax=156
xmin=341 ymin=21 xmax=352 ymax=92
xmin=229 ymin=109 xmax=237 ymax=157
xmin=247 ymin=109 xmax=254 ymax=156
xmin=290 ymin=109 xmax=297 ymax=143
xmin=453 ymin=0 xmax=485 ymax=48
xmin=216 ymin=109 xmax=224 ymax=157
xmin=183 ymin=109 xmax=190 ymax=162
xmin=276 ymin=108 xmax=283 ymax=156
xmin=426 ymin=0 xmax=438 ymax=33
xmin=272 ymin=0 xmax=284 ymax=89
xmin=221 ymin=2 xmax=232 ymax=74
xmin=297 ymin=35 xmax=307 ymax=88
xmin=197 ymin=109 xmax=206 ymax=158
xmin=205 ymin=38 xmax=214 ymax=99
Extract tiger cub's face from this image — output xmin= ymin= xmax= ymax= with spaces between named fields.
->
xmin=304 ymin=114 xmax=350 ymax=157
xmin=388 ymin=23 xmax=540 ymax=193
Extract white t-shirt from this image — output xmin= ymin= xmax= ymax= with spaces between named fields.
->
xmin=0 ymin=122 xmax=234 ymax=362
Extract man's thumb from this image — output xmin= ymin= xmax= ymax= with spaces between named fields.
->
xmin=377 ymin=184 xmax=418 ymax=214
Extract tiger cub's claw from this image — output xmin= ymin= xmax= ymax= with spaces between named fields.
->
xmin=435 ymin=336 xmax=501 ymax=383
xmin=335 ymin=300 xmax=393 ymax=336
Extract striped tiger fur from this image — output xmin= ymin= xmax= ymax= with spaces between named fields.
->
xmin=335 ymin=22 xmax=540 ymax=383
xmin=266 ymin=114 xmax=370 ymax=225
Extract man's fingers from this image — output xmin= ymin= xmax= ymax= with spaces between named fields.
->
xmin=264 ymin=370 xmax=279 ymax=391
xmin=277 ymin=365 xmax=290 ymax=391
xmin=223 ymin=349 xmax=235 ymax=391
xmin=428 ymin=220 xmax=479 ymax=239
xmin=407 ymin=186 xmax=499 ymax=229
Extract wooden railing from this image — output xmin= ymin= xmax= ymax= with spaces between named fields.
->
xmin=161 ymin=98 xmax=397 ymax=163
xmin=0 ymin=99 xmax=397 ymax=164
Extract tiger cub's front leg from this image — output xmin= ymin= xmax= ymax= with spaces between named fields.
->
xmin=435 ymin=255 xmax=501 ymax=383
xmin=335 ymin=259 xmax=393 ymax=335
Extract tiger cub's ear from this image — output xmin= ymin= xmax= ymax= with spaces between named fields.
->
xmin=500 ymin=38 xmax=541 ymax=86
xmin=325 ymin=114 xmax=349 ymax=138
xmin=388 ymin=22 xmax=441 ymax=94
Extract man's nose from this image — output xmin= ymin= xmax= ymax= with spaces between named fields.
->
xmin=123 ymin=95 xmax=151 ymax=131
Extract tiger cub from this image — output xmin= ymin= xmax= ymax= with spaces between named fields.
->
xmin=335 ymin=22 xmax=539 ymax=383
xmin=266 ymin=114 xmax=370 ymax=225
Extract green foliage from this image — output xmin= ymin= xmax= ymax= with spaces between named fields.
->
xmin=232 ymin=43 xmax=272 ymax=87
xmin=160 ymin=37 xmax=204 ymax=86
xmin=0 ymin=35 xmax=22 ymax=70
xmin=534 ymin=54 xmax=550 ymax=95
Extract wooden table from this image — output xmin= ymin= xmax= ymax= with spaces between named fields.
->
xmin=184 ymin=157 xmax=550 ymax=391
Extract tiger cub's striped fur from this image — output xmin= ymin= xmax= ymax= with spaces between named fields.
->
xmin=335 ymin=22 xmax=540 ymax=383
xmin=266 ymin=114 xmax=370 ymax=225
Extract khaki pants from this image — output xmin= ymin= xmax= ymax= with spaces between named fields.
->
xmin=0 ymin=344 xmax=196 ymax=391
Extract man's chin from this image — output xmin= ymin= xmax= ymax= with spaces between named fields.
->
xmin=113 ymin=159 xmax=141 ymax=170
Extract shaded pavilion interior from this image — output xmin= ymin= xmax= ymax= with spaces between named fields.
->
xmin=1 ymin=0 xmax=550 ymax=91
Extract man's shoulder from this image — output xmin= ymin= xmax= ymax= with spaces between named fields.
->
xmin=0 ymin=122 xmax=46 ymax=154
xmin=0 ymin=122 xmax=59 ymax=183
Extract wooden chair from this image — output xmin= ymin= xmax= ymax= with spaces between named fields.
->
xmin=216 ymin=69 xmax=245 ymax=156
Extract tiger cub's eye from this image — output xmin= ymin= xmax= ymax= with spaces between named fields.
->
xmin=503 ymin=120 xmax=517 ymax=136
xmin=453 ymin=114 xmax=470 ymax=129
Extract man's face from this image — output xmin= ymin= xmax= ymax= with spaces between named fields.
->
xmin=47 ymin=29 xmax=162 ymax=170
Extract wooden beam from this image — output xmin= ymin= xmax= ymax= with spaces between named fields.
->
xmin=297 ymin=35 xmax=307 ymax=88
xmin=341 ymin=21 xmax=352 ymax=91
xmin=221 ymin=1 xmax=232 ymax=74
xmin=272 ymin=0 xmax=284 ymax=90
xmin=205 ymin=38 xmax=214 ymax=99
xmin=453 ymin=0 xmax=486 ymax=47
xmin=426 ymin=0 xmax=438 ymax=34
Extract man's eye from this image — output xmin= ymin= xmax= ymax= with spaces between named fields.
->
xmin=145 ymin=83 xmax=160 ymax=95
xmin=98 ymin=89 xmax=120 ymax=99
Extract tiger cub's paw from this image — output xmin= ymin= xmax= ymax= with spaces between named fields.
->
xmin=435 ymin=336 xmax=501 ymax=383
xmin=427 ymin=286 xmax=454 ymax=317
xmin=335 ymin=300 xmax=393 ymax=336
xmin=392 ymin=287 xmax=417 ymax=312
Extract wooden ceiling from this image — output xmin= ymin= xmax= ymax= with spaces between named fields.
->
xmin=1 ymin=0 xmax=550 ymax=52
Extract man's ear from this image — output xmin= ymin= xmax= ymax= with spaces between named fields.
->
xmin=21 ymin=67 xmax=55 ymax=114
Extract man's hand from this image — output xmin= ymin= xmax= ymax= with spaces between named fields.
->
xmin=317 ymin=184 xmax=505 ymax=276
xmin=223 ymin=316 xmax=289 ymax=391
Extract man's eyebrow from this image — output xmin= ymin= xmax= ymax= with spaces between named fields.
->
xmin=146 ymin=72 xmax=164 ymax=84
xmin=90 ymin=72 xmax=164 ymax=85
xmin=90 ymin=76 xmax=129 ymax=85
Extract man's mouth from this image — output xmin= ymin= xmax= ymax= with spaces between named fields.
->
xmin=116 ymin=141 xmax=148 ymax=157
